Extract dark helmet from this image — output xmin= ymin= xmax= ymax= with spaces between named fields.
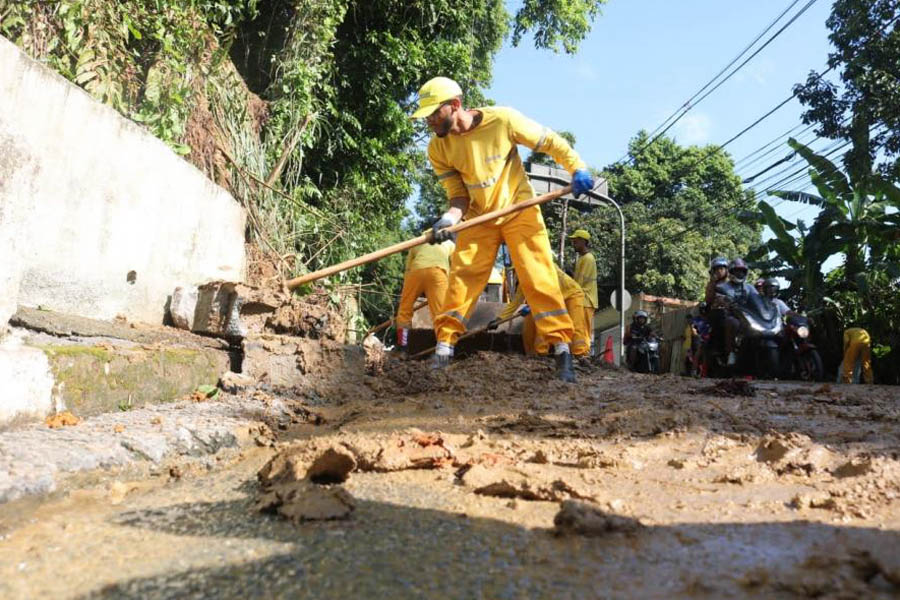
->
xmin=709 ymin=257 xmax=729 ymax=273
xmin=763 ymin=278 xmax=780 ymax=298
xmin=698 ymin=301 xmax=709 ymax=315
xmin=633 ymin=309 xmax=649 ymax=323
xmin=728 ymin=258 xmax=748 ymax=283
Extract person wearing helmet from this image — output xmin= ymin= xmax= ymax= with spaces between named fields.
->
xmin=715 ymin=258 xmax=756 ymax=366
xmin=704 ymin=257 xmax=729 ymax=305
xmin=625 ymin=310 xmax=653 ymax=368
xmin=411 ymin=76 xmax=594 ymax=383
xmin=763 ymin=278 xmax=792 ymax=318
xmin=755 ymin=278 xmax=766 ymax=295
xmin=569 ymin=229 xmax=598 ymax=354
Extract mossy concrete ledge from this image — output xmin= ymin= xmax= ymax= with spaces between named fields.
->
xmin=37 ymin=341 xmax=229 ymax=418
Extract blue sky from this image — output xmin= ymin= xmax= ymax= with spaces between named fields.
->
xmin=486 ymin=0 xmax=839 ymax=245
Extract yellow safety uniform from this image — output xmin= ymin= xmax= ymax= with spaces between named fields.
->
xmin=573 ymin=251 xmax=598 ymax=349
xmin=498 ymin=267 xmax=589 ymax=356
xmin=395 ymin=240 xmax=454 ymax=345
xmin=429 ymin=106 xmax=586 ymax=349
xmin=841 ymin=327 xmax=874 ymax=384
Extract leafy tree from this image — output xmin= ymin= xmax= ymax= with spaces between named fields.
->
xmin=4 ymin=0 xmax=609 ymax=327
xmin=762 ymin=136 xmax=900 ymax=289
xmin=554 ymin=132 xmax=759 ymax=302
xmin=793 ymin=0 xmax=900 ymax=179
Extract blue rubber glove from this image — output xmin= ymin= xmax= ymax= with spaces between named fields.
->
xmin=519 ymin=305 xmax=531 ymax=317
xmin=571 ymin=169 xmax=594 ymax=198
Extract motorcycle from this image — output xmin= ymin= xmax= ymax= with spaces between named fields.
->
xmin=631 ymin=335 xmax=661 ymax=374
xmin=780 ymin=314 xmax=823 ymax=381
xmin=701 ymin=287 xmax=783 ymax=379
xmin=731 ymin=292 xmax=783 ymax=379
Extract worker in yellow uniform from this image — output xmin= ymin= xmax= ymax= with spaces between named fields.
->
xmin=410 ymin=76 xmax=594 ymax=382
xmin=394 ymin=237 xmax=455 ymax=353
xmin=488 ymin=266 xmax=590 ymax=357
xmin=841 ymin=327 xmax=874 ymax=384
xmin=569 ymin=229 xmax=598 ymax=354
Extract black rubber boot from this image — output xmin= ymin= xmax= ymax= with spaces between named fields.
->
xmin=555 ymin=351 xmax=576 ymax=383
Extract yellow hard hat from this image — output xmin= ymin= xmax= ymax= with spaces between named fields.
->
xmin=568 ymin=229 xmax=590 ymax=241
xmin=410 ymin=77 xmax=463 ymax=119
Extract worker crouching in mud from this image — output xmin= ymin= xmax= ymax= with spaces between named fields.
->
xmin=410 ymin=76 xmax=594 ymax=383
xmin=394 ymin=235 xmax=455 ymax=356
xmin=487 ymin=265 xmax=591 ymax=358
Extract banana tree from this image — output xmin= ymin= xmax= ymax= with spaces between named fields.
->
xmin=743 ymin=200 xmax=844 ymax=310
xmin=767 ymin=136 xmax=900 ymax=289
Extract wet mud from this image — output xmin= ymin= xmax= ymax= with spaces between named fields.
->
xmin=1 ymin=352 xmax=898 ymax=598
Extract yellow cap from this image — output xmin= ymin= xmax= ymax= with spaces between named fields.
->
xmin=568 ymin=229 xmax=590 ymax=241
xmin=410 ymin=77 xmax=463 ymax=119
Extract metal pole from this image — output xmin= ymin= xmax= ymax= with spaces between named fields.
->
xmin=525 ymin=174 xmax=626 ymax=365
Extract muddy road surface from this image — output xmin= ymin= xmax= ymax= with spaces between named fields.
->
xmin=2 ymin=353 xmax=899 ymax=599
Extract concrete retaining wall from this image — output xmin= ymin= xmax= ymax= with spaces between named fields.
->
xmin=0 ymin=35 xmax=246 ymax=327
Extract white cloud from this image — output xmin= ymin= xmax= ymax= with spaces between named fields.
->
xmin=673 ymin=112 xmax=712 ymax=145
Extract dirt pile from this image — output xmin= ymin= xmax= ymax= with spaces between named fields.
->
xmin=255 ymin=445 xmax=357 ymax=522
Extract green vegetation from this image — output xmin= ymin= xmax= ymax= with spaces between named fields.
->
xmin=557 ymin=132 xmax=759 ymax=301
xmin=2 ymin=0 xmax=605 ymax=326
xmin=746 ymin=0 xmax=900 ymax=382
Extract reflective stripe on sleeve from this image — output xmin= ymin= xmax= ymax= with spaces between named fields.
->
xmin=533 ymin=308 xmax=568 ymax=321
xmin=437 ymin=170 xmax=458 ymax=180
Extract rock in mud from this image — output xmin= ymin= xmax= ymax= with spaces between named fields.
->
xmin=306 ymin=446 xmax=357 ymax=484
xmin=553 ymin=500 xmax=642 ymax=536
xmin=696 ymin=379 xmax=756 ymax=397
xmin=832 ymin=458 xmax=874 ymax=479
xmin=255 ymin=480 xmax=355 ymax=522
xmin=754 ymin=433 xmax=836 ymax=475
xmin=459 ymin=463 xmax=595 ymax=502
xmin=218 ymin=371 xmax=255 ymax=393
xmin=257 ymin=446 xmax=313 ymax=486
xmin=345 ymin=431 xmax=453 ymax=472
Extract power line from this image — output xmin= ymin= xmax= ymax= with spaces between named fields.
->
xmin=734 ymin=123 xmax=818 ymax=172
xmin=614 ymin=0 xmax=820 ymax=167
xmin=733 ymin=122 xmax=810 ymax=168
xmin=625 ymin=12 xmax=900 ymax=250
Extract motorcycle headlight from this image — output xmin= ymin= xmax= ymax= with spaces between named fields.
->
xmin=797 ymin=326 xmax=809 ymax=339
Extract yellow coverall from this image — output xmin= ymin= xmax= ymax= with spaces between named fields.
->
xmin=498 ymin=267 xmax=589 ymax=356
xmin=395 ymin=240 xmax=455 ymax=347
xmin=573 ymin=251 xmax=598 ymax=350
xmin=841 ymin=327 xmax=874 ymax=384
xmin=429 ymin=106 xmax=586 ymax=349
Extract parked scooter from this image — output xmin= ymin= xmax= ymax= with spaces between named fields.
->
xmin=780 ymin=314 xmax=823 ymax=381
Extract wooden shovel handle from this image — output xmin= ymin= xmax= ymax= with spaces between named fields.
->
xmin=286 ymin=185 xmax=572 ymax=290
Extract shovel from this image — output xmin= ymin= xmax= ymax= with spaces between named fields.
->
xmin=285 ymin=185 xmax=571 ymax=290
xmin=407 ymin=311 xmax=524 ymax=360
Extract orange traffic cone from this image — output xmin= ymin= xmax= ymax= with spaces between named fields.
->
xmin=602 ymin=336 xmax=614 ymax=365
